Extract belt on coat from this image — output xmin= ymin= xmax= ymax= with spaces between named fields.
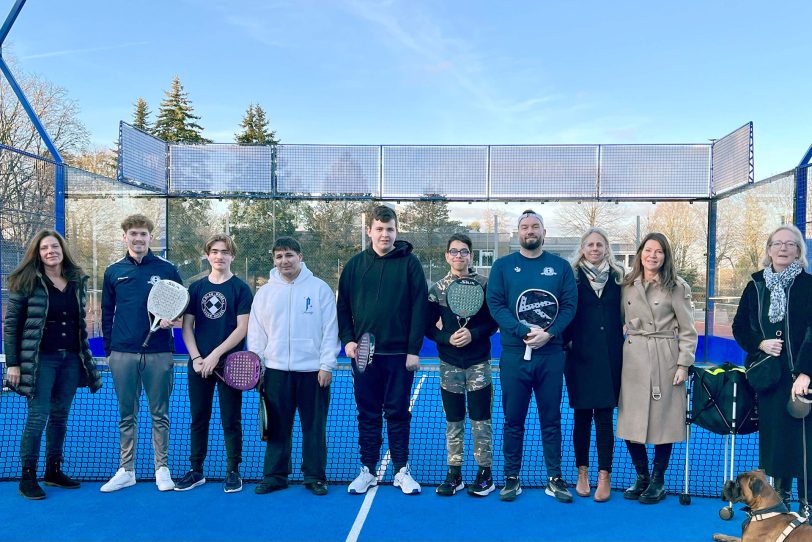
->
xmin=626 ymin=329 xmax=676 ymax=401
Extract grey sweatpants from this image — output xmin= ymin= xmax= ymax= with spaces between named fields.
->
xmin=109 ymin=351 xmax=174 ymax=470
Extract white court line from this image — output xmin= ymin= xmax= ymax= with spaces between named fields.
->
xmin=345 ymin=374 xmax=427 ymax=542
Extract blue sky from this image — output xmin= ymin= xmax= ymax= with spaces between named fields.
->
xmin=3 ymin=0 xmax=811 ymax=179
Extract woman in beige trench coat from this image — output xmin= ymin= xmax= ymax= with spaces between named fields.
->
xmin=617 ymin=232 xmax=697 ymax=505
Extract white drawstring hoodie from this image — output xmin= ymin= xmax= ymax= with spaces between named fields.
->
xmin=247 ymin=263 xmax=340 ymax=372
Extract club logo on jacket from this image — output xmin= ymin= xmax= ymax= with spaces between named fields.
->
xmin=148 ymin=275 xmax=161 ymax=285
xmin=541 ymin=267 xmax=557 ymax=276
xmin=202 ymin=291 xmax=227 ymax=319
xmin=514 ymin=267 xmax=521 ymax=273
xmin=304 ymin=296 xmax=313 ymax=314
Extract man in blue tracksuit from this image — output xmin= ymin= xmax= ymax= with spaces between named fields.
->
xmin=486 ymin=210 xmax=577 ymax=503
xmin=100 ymin=214 xmax=183 ymax=493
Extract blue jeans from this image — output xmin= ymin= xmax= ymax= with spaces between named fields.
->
xmin=19 ymin=351 xmax=81 ymax=470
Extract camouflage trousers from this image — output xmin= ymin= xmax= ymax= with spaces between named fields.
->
xmin=440 ymin=360 xmax=493 ymax=467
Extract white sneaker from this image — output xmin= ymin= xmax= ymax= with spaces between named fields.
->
xmin=348 ymin=466 xmax=377 ymax=494
xmin=155 ymin=466 xmax=175 ymax=491
xmin=100 ymin=468 xmax=136 ymax=493
xmin=394 ymin=466 xmax=421 ymax=495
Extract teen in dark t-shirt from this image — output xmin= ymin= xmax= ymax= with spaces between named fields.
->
xmin=177 ymin=234 xmax=253 ymax=494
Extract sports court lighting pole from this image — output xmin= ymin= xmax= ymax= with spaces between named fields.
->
xmin=0 ymin=0 xmax=66 ymax=235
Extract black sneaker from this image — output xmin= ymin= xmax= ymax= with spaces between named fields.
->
xmin=174 ymin=470 xmax=206 ymax=492
xmin=545 ymin=475 xmax=573 ymax=503
xmin=305 ymin=480 xmax=328 ymax=496
xmin=254 ymin=480 xmax=288 ymax=494
xmin=436 ymin=467 xmax=464 ymax=496
xmin=499 ymin=476 xmax=522 ymax=501
xmin=224 ymin=471 xmax=243 ymax=493
xmin=467 ymin=467 xmax=495 ymax=497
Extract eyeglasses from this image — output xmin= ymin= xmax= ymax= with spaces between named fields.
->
xmin=769 ymin=241 xmax=799 ymax=249
xmin=448 ymin=248 xmax=471 ymax=257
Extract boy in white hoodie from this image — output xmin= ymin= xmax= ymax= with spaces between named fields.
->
xmin=247 ymin=237 xmax=340 ymax=495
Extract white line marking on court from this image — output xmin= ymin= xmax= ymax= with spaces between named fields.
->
xmin=345 ymin=374 xmax=427 ymax=542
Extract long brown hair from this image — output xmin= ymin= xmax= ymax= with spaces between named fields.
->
xmin=7 ymin=230 xmax=85 ymax=295
xmin=623 ymin=232 xmax=678 ymax=290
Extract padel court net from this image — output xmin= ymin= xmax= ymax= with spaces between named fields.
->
xmin=0 ymin=360 xmax=760 ymax=498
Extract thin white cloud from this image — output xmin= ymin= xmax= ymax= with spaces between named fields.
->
xmin=340 ymin=0 xmax=556 ymax=120
xmin=21 ymin=41 xmax=150 ymax=60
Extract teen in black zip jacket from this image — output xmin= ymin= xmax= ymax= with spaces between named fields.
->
xmin=337 ymin=206 xmax=428 ymax=495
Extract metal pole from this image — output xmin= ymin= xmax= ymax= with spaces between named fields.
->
xmin=493 ymin=215 xmax=499 ymax=258
xmin=704 ymin=199 xmax=718 ymax=363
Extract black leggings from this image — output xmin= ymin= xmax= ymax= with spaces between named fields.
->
xmin=573 ymin=408 xmax=614 ymax=472
xmin=625 ymin=441 xmax=673 ymax=472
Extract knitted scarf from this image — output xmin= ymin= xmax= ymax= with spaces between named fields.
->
xmin=763 ymin=259 xmax=802 ymax=323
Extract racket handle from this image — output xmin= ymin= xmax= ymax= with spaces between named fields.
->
xmin=523 ymin=345 xmax=532 ymax=361
xmin=142 ymin=330 xmax=155 ymax=349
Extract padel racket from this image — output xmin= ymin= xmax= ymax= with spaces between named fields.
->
xmin=215 ymin=351 xmax=261 ymax=391
xmin=516 ymin=289 xmax=559 ymax=361
xmin=354 ymin=332 xmax=375 ymax=374
xmin=446 ymin=277 xmax=485 ymax=329
xmin=142 ymin=280 xmax=189 ymax=348
xmin=259 ymin=393 xmax=270 ymax=442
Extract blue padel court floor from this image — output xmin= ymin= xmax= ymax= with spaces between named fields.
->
xmin=0 ymin=480 xmax=749 ymax=542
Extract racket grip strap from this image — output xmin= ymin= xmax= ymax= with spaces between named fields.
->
xmin=523 ymin=345 xmax=532 ymax=361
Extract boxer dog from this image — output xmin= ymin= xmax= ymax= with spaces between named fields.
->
xmin=713 ymin=470 xmax=812 ymax=542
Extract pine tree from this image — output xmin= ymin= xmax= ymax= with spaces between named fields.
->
xmin=153 ymin=76 xmax=211 ymax=143
xmin=132 ymin=97 xmax=151 ymax=132
xmin=235 ymin=104 xmax=279 ymax=145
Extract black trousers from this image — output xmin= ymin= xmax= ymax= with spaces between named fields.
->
xmin=187 ymin=363 xmax=243 ymax=472
xmin=573 ymin=408 xmax=615 ymax=473
xmin=353 ymin=353 xmax=414 ymax=472
xmin=500 ymin=346 xmax=565 ymax=478
xmin=262 ymin=369 xmax=330 ymax=485
xmin=626 ymin=441 xmax=673 ymax=471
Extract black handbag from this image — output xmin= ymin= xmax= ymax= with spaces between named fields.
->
xmin=744 ymin=352 xmax=781 ymax=392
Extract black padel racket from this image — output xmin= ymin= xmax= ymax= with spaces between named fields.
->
xmin=216 ymin=351 xmax=261 ymax=391
xmin=143 ymin=279 xmax=189 ymax=348
xmin=446 ymin=277 xmax=485 ymax=329
xmin=516 ymin=289 xmax=559 ymax=361
xmin=354 ymin=332 xmax=375 ymax=374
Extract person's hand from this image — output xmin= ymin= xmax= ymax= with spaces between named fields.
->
xmin=159 ymin=319 xmax=174 ymax=329
xmin=200 ymin=354 xmax=219 ymax=378
xmin=318 ymin=370 xmax=332 ymax=388
xmin=759 ymin=339 xmax=784 ymax=357
xmin=406 ymin=354 xmax=420 ymax=372
xmin=792 ymin=373 xmax=811 ymax=400
xmin=6 ymin=366 xmax=20 ymax=387
xmin=524 ymin=328 xmax=551 ymax=350
xmin=673 ymin=367 xmax=689 ymax=386
xmin=345 ymin=342 xmax=358 ymax=359
xmin=192 ymin=356 xmax=204 ymax=374
xmin=449 ymin=328 xmax=472 ymax=348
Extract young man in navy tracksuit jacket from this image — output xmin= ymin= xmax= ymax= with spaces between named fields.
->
xmin=100 ymin=214 xmax=183 ymax=493
xmin=337 ymin=206 xmax=428 ymax=495
xmin=487 ymin=210 xmax=577 ymax=503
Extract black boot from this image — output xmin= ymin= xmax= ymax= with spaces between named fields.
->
xmin=773 ymin=478 xmax=792 ymax=510
xmin=19 ymin=468 xmax=46 ymax=500
xmin=44 ymin=458 xmax=81 ymax=489
xmin=624 ymin=462 xmax=650 ymax=500
xmin=639 ymin=466 xmax=666 ymax=504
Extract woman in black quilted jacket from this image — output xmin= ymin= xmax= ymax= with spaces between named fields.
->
xmin=3 ymin=229 xmax=102 ymax=499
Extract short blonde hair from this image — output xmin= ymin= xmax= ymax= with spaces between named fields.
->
xmin=762 ymin=224 xmax=808 ymax=269
xmin=205 ymin=233 xmax=238 ymax=258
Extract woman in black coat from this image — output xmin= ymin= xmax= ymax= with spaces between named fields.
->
xmin=564 ymin=228 xmax=624 ymax=502
xmin=3 ymin=229 xmax=102 ymax=500
xmin=732 ymin=224 xmax=812 ymax=517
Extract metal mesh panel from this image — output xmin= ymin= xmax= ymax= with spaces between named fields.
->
xmin=382 ymin=146 xmax=488 ymax=198
xmin=489 ymin=145 xmax=598 ymax=199
xmin=276 ymin=145 xmax=380 ymax=196
xmin=599 ymin=145 xmax=711 ymax=198
xmin=169 ymin=144 xmax=272 ymax=195
xmin=712 ymin=123 xmax=754 ymax=195
xmin=66 ymin=165 xmax=158 ymax=197
xmin=118 ymin=122 xmax=167 ymax=192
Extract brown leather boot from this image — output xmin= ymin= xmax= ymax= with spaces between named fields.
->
xmin=576 ymin=466 xmax=590 ymax=497
xmin=594 ymin=470 xmax=611 ymax=502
